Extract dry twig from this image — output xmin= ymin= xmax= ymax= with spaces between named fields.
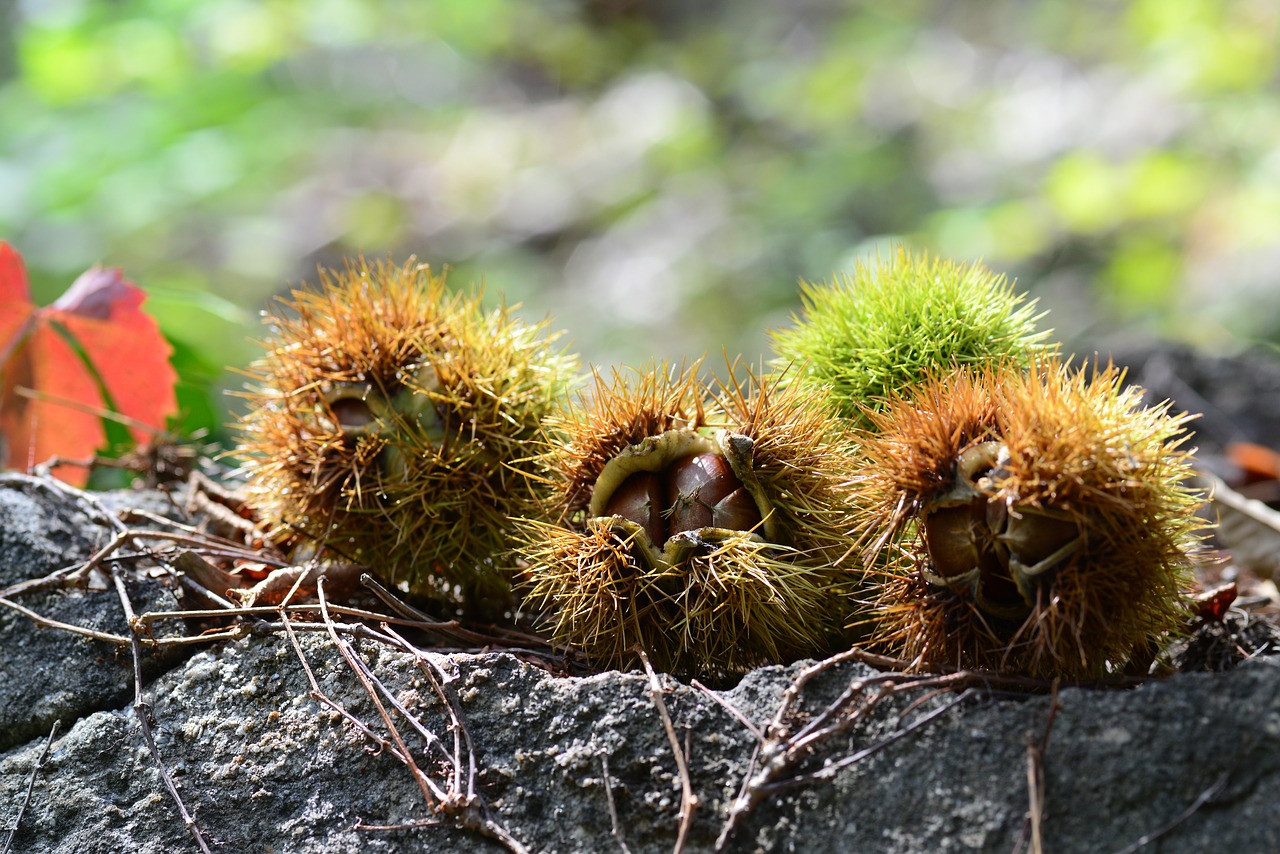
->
xmin=1014 ymin=684 xmax=1060 ymax=854
xmin=600 ymin=755 xmax=634 ymax=854
xmin=299 ymin=579 xmax=529 ymax=853
xmin=110 ymin=567 xmax=212 ymax=854
xmin=715 ymin=649 xmax=976 ymax=851
xmin=2 ymin=720 xmax=60 ymax=854
xmin=1109 ymin=767 xmax=1234 ymax=854
xmin=378 ymin=623 xmax=530 ymax=851
xmin=692 ymin=678 xmax=762 ymax=740
xmin=637 ymin=648 xmax=701 ymax=854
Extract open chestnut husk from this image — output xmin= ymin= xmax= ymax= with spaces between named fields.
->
xmin=516 ymin=364 xmax=864 ymax=679
xmin=854 ymin=359 xmax=1209 ymax=679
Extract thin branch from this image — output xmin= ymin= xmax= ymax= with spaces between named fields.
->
xmin=0 ymin=596 xmax=132 ymax=645
xmin=315 ymin=579 xmax=448 ymax=809
xmin=2 ymin=719 xmax=59 ymax=854
xmin=377 ymin=627 xmax=471 ymax=795
xmin=315 ymin=583 xmax=530 ymax=854
xmin=280 ymin=613 xmax=407 ymax=757
xmin=601 ymin=755 xmax=634 ymax=854
xmin=637 ymin=648 xmax=700 ymax=854
xmin=1109 ymin=768 xmax=1233 ymax=854
xmin=116 ymin=507 xmax=260 ymax=551
xmin=691 ymin=679 xmax=761 ymax=740
xmin=166 ymin=565 xmax=241 ymax=611
xmin=715 ymin=650 xmax=978 ymax=852
xmin=342 ymin=626 xmax=456 ymax=768
xmin=1018 ymin=685 xmax=1061 ymax=854
xmin=110 ymin=568 xmax=211 ymax=854
xmin=1024 ymin=736 xmax=1043 ymax=854
xmin=0 ymin=564 xmax=87 ymax=600
xmin=377 ymin=624 xmax=528 ymax=850
xmin=762 ymin=688 xmax=976 ymax=792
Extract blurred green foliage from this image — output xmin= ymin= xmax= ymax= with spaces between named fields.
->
xmin=2 ymin=0 xmax=1279 ymax=450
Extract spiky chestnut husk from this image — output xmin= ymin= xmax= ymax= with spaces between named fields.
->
xmin=233 ymin=259 xmax=579 ymax=608
xmin=854 ymin=359 xmax=1208 ymax=679
xmin=516 ymin=363 xmax=864 ymax=679
xmin=771 ymin=247 xmax=1051 ymax=429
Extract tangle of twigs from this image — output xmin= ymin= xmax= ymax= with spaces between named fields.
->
xmin=1 ymin=469 xmax=1272 ymax=853
xmin=0 ymin=473 xmax=564 ymax=852
xmin=712 ymin=649 xmax=1151 ymax=852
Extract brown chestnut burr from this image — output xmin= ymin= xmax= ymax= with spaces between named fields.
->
xmin=233 ymin=258 xmax=579 ymax=610
xmin=856 ymin=360 xmax=1208 ymax=680
xmin=518 ymin=364 xmax=864 ymax=679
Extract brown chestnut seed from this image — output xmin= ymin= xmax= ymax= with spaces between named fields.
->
xmin=604 ymin=471 xmax=667 ymax=548
xmin=999 ymin=509 xmax=1080 ymax=577
xmin=922 ymin=503 xmax=986 ymax=581
xmin=601 ymin=450 xmax=763 ymax=548
xmin=712 ymin=487 xmax=763 ymax=531
xmin=329 ymin=396 xmax=377 ymax=433
xmin=922 ymin=499 xmax=1025 ymax=618
xmin=920 ymin=440 xmax=1083 ymax=616
xmin=666 ymin=453 xmax=739 ymax=533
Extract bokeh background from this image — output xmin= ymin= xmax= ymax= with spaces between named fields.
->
xmin=3 ymin=0 xmax=1279 ymax=446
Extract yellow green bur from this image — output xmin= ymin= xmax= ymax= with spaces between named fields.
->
xmin=233 ymin=259 xmax=578 ymax=609
xmin=771 ymin=247 xmax=1050 ymax=429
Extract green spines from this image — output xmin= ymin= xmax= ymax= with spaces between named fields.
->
xmin=772 ymin=248 xmax=1051 ymax=427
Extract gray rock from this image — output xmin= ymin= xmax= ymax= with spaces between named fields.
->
xmin=1 ymin=632 xmax=1277 ymax=854
xmin=0 ymin=474 xmax=108 ymax=583
xmin=0 ymin=471 xmax=1278 ymax=853
xmin=0 ymin=476 xmax=184 ymax=752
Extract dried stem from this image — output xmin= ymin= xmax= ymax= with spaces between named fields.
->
xmin=691 ymin=679 xmax=762 ymax=740
xmin=715 ymin=649 xmax=975 ymax=851
xmin=377 ymin=624 xmax=527 ymax=850
xmin=2 ymin=720 xmax=60 ymax=854
xmin=1109 ymin=768 xmax=1233 ymax=854
xmin=0 ymin=595 xmax=132 ymax=644
xmin=361 ymin=573 xmax=557 ymax=649
xmin=637 ymin=648 xmax=701 ymax=854
xmin=1016 ymin=685 xmax=1060 ymax=854
xmin=315 ymin=579 xmax=449 ymax=809
xmin=110 ymin=568 xmax=211 ymax=854
xmin=601 ymin=755 xmax=634 ymax=854
xmin=312 ymin=580 xmax=529 ymax=853
xmin=281 ymin=613 xmax=403 ymax=754
xmin=762 ymin=688 xmax=976 ymax=793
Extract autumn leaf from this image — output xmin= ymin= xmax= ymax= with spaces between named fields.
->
xmin=0 ymin=242 xmax=178 ymax=485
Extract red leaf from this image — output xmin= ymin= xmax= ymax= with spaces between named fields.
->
xmin=1226 ymin=441 xmax=1280 ymax=484
xmin=47 ymin=265 xmax=178 ymax=445
xmin=0 ymin=243 xmax=35 ymax=364
xmin=0 ymin=243 xmax=178 ymax=485
xmin=0 ymin=242 xmax=27 ymax=299
xmin=0 ymin=243 xmax=38 ymax=472
xmin=2 ymin=323 xmax=109 ymax=479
